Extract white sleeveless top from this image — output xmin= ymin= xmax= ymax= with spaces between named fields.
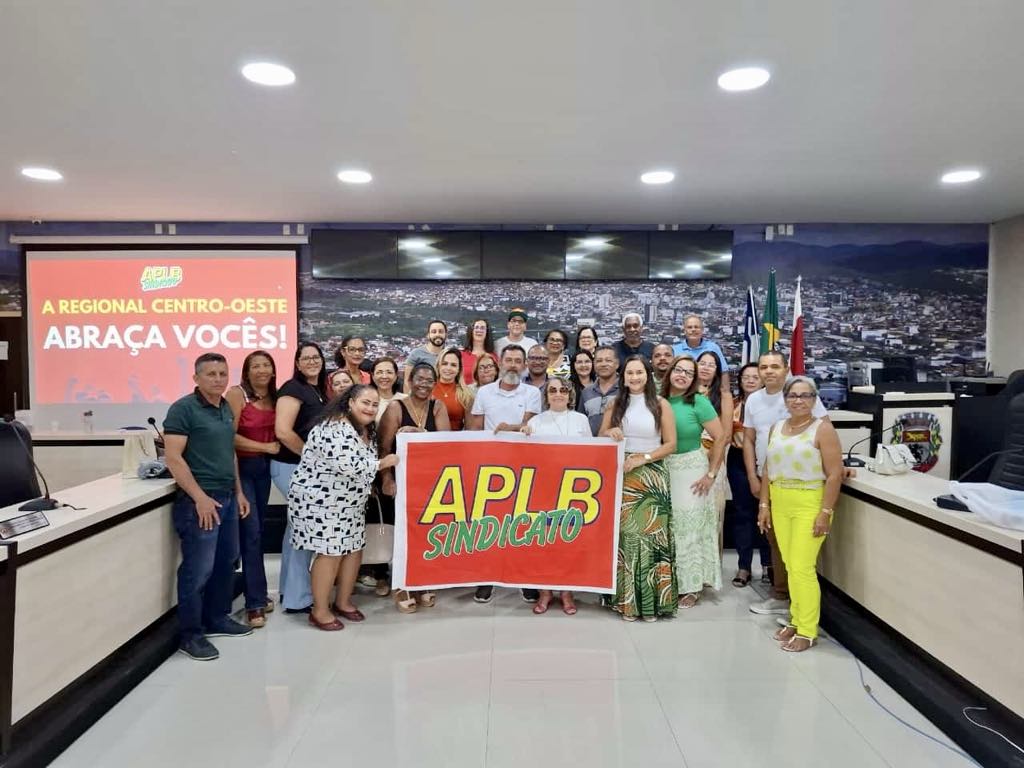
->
xmin=766 ymin=418 xmax=825 ymax=482
xmin=622 ymin=393 xmax=661 ymax=453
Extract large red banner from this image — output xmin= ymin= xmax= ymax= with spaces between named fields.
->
xmin=392 ymin=433 xmax=623 ymax=592
xmin=26 ymin=251 xmax=296 ymax=404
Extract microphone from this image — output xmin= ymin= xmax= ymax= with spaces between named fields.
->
xmin=147 ymin=416 xmax=165 ymax=453
xmin=844 ymin=423 xmax=899 ymax=468
xmin=934 ymin=448 xmax=1022 ymax=512
xmin=2 ymin=420 xmax=60 ymax=512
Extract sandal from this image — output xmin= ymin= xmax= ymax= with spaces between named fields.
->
xmin=678 ymin=593 xmax=700 ymax=608
xmin=394 ymin=589 xmax=418 ymax=614
xmin=532 ymin=599 xmax=550 ymax=615
xmin=782 ymin=635 xmax=816 ymax=652
xmin=773 ymin=624 xmax=797 ymax=642
xmin=418 ymin=591 xmax=436 ymax=608
xmin=621 ymin=613 xmax=638 ymax=622
xmin=374 ymin=579 xmax=391 ymax=597
xmin=561 ymin=597 xmax=577 ymax=616
xmin=332 ymin=605 xmax=365 ymax=622
xmin=308 ymin=613 xmax=344 ymax=631
xmin=732 ymin=570 xmax=752 ymax=588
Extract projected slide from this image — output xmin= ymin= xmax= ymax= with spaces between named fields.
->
xmin=26 ymin=250 xmax=297 ymax=405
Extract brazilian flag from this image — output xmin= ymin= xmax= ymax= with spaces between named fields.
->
xmin=760 ymin=268 xmax=780 ymax=354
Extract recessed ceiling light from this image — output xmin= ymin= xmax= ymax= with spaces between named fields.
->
xmin=684 ymin=263 xmax=701 ymax=271
xmin=717 ymin=67 xmax=771 ymax=92
xmin=657 ymin=272 xmax=673 ymax=279
xmin=640 ymin=170 xmax=675 ymax=185
xmin=421 ymin=257 xmax=441 ymax=263
xmin=21 ymin=166 xmax=63 ymax=181
xmin=435 ymin=270 xmax=452 ymax=278
xmin=941 ymin=169 xmax=982 ymax=184
xmin=241 ymin=62 xmax=296 ymax=87
xmin=399 ymin=238 xmax=431 ymax=250
xmin=566 ymin=254 xmax=585 ymax=261
xmin=337 ymin=169 xmax=372 ymax=184
xmin=580 ymin=237 xmax=609 ymax=248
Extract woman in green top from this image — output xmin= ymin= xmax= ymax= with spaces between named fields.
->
xmin=661 ymin=355 xmax=728 ymax=607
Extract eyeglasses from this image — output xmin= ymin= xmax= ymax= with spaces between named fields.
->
xmin=785 ymin=392 xmax=816 ymax=401
xmin=344 ymin=346 xmax=366 ymax=354
xmin=298 ymin=356 xmax=321 ymax=364
xmin=412 ymin=376 xmax=436 ymax=385
xmin=548 ymin=386 xmax=571 ymax=394
xmin=671 ymin=367 xmax=695 ymax=376
xmin=528 ymin=357 xmax=548 ymax=363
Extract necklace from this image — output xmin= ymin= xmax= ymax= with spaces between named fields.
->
xmin=786 ymin=416 xmax=814 ymax=434
xmin=405 ymin=397 xmax=430 ymax=430
xmin=547 ymin=409 xmax=570 ymax=435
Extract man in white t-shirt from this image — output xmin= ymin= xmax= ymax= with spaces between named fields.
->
xmin=742 ymin=350 xmax=827 ymax=616
xmin=494 ymin=308 xmax=539 ymax=357
xmin=466 ymin=344 xmax=542 ymax=605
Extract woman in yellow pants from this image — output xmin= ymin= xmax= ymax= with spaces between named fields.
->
xmin=757 ymin=376 xmax=843 ymax=652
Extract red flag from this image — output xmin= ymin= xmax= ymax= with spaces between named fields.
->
xmin=791 ymin=276 xmax=805 ymax=374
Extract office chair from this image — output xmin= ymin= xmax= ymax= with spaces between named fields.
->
xmin=988 ymin=392 xmax=1024 ymax=491
xmin=0 ymin=420 xmax=43 ymax=508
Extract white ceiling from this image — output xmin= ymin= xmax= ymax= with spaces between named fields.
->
xmin=2 ymin=0 xmax=1023 ymax=225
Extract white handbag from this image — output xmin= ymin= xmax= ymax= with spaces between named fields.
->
xmin=362 ymin=494 xmax=394 ymax=565
xmin=121 ymin=432 xmax=157 ymax=478
xmin=869 ymin=443 xmax=916 ymax=475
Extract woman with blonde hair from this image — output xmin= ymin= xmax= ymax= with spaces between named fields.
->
xmin=434 ymin=347 xmax=475 ymax=431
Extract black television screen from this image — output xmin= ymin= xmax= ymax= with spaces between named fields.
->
xmin=481 ymin=232 xmax=566 ymax=279
xmin=564 ymin=233 xmax=648 ymax=279
xmin=648 ymin=230 xmax=733 ymax=280
xmin=397 ymin=232 xmax=481 ymax=279
xmin=310 ymin=230 xmax=398 ymax=279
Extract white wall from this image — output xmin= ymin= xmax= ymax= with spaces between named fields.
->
xmin=988 ymin=214 xmax=1024 ymax=375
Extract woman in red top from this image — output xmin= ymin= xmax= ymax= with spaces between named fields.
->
xmin=226 ymin=351 xmax=281 ymax=628
xmin=460 ymin=318 xmax=498 ymax=385
xmin=433 ymin=348 xmax=474 ymax=431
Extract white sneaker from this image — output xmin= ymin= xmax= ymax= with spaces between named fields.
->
xmin=358 ymin=574 xmax=378 ymax=588
xmin=749 ymin=597 xmax=790 ymax=615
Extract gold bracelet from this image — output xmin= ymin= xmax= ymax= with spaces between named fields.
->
xmin=821 ymin=508 xmax=834 ymax=516
xmin=758 ymin=502 xmax=770 ymax=509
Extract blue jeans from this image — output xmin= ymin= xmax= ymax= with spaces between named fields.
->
xmin=172 ymin=489 xmax=239 ymax=643
xmin=726 ymin=448 xmax=770 ymax=572
xmin=238 ymin=455 xmax=271 ymax=610
xmin=270 ymin=459 xmax=313 ymax=610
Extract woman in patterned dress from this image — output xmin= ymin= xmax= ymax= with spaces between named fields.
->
xmin=600 ymin=355 xmax=678 ymax=622
xmin=661 ymin=355 xmax=728 ymax=608
xmin=289 ymin=384 xmax=398 ymax=631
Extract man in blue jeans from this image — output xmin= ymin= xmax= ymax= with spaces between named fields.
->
xmin=164 ymin=352 xmax=253 ymax=661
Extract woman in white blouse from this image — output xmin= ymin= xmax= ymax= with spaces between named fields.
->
xmin=521 ymin=376 xmax=592 ymax=614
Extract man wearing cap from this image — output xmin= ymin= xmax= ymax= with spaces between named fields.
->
xmin=494 ymin=308 xmax=538 ymax=357
xmin=612 ymin=312 xmax=655 ymax=363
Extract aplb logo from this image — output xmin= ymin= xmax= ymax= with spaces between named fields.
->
xmin=891 ymin=411 xmax=943 ymax=473
xmin=140 ymin=266 xmax=183 ymax=292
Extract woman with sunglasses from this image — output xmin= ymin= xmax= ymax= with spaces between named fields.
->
xmin=434 ymin=347 xmax=475 ymax=431
xmin=696 ymin=351 xmax=734 ymax=552
xmin=461 ymin=318 xmax=498 ymax=385
xmin=521 ymin=376 xmax=592 ymax=615
xmin=379 ymin=362 xmax=451 ymax=613
xmin=661 ymin=355 xmax=727 ymax=608
xmin=333 ymin=335 xmax=371 ymax=385
xmin=757 ymin=376 xmax=843 ymax=652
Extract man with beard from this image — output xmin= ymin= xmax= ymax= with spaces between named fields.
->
xmin=613 ymin=312 xmax=655 ymax=363
xmin=524 ymin=345 xmax=550 ymax=389
xmin=466 ymin=344 xmax=542 ymax=603
xmin=404 ymin=319 xmax=448 ymax=389
xmin=651 ymin=343 xmax=675 ymax=390
xmin=578 ymin=345 xmax=620 ymax=436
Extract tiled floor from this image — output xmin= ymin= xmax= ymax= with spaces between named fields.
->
xmin=53 ymin=554 xmax=976 ymax=768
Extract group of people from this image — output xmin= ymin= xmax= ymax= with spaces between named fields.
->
xmin=162 ymin=307 xmax=844 ymax=661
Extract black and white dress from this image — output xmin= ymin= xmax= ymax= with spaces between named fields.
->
xmin=288 ymin=418 xmax=378 ymax=556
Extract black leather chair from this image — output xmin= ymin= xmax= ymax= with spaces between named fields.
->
xmin=988 ymin=392 xmax=1024 ymax=491
xmin=0 ymin=420 xmax=42 ymax=508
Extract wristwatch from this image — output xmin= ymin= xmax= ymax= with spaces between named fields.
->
xmin=706 ymin=470 xmax=716 ymax=480
xmin=643 ymin=453 xmax=652 ymax=463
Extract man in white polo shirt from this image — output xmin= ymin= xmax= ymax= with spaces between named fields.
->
xmin=467 ymin=344 xmax=542 ymax=433
xmin=466 ymin=343 xmax=541 ymax=603
xmin=743 ymin=350 xmax=827 ymax=616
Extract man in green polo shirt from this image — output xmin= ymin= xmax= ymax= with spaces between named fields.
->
xmin=164 ymin=352 xmax=252 ymax=661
